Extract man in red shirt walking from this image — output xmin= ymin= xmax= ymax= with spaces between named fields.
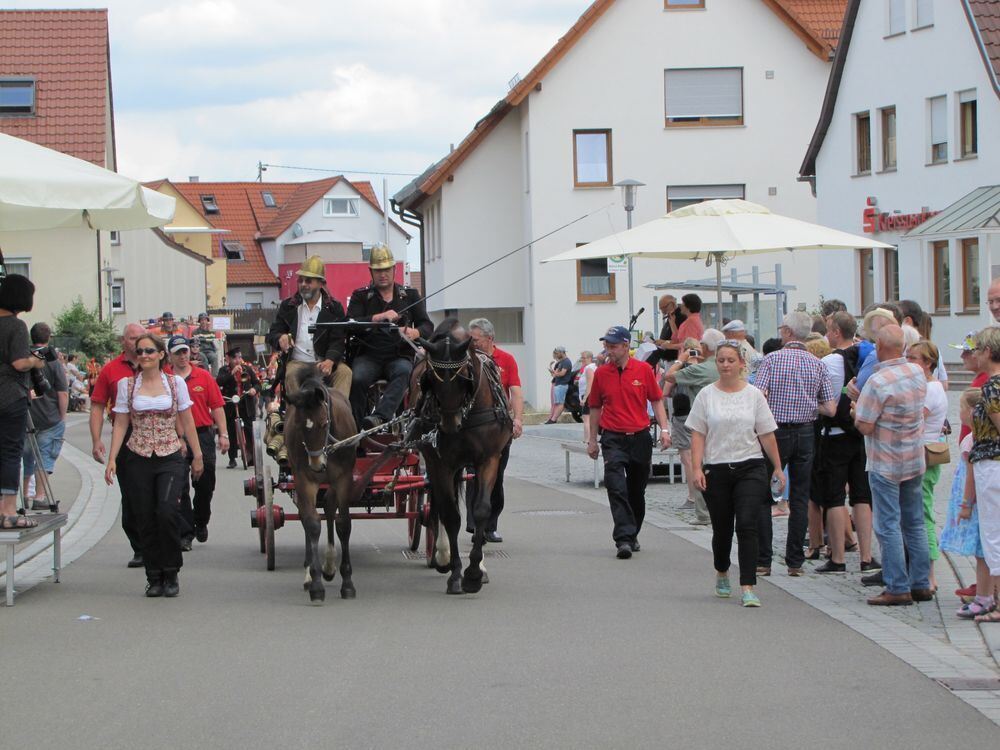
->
xmin=468 ymin=317 xmax=524 ymax=543
xmin=587 ymin=325 xmax=671 ymax=558
xmin=89 ymin=322 xmax=146 ymax=567
xmin=167 ymin=336 xmax=229 ymax=548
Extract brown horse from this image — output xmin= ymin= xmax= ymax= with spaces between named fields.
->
xmin=284 ymin=364 xmax=358 ymax=604
xmin=411 ymin=330 xmax=513 ymax=594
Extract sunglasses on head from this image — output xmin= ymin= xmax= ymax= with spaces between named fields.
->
xmin=136 ymin=347 xmax=159 ymax=356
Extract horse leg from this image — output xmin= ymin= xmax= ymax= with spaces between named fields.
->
xmin=464 ymin=454 xmax=501 ymax=594
xmin=426 ymin=471 xmax=454 ymax=575
xmin=322 ymin=504 xmax=336 ymax=582
xmin=332 ymin=471 xmax=355 ymax=599
xmin=295 ymin=492 xmax=313 ymax=589
xmin=298 ymin=481 xmax=326 ymax=604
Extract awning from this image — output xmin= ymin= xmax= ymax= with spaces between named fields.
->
xmin=906 ymin=185 xmax=1000 ymax=238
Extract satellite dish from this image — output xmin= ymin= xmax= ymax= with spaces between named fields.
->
xmin=291 ymin=223 xmax=304 ymax=238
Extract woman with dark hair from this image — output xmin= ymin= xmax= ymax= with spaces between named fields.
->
xmin=105 ymin=333 xmax=202 ymax=597
xmin=0 ymin=274 xmax=45 ymax=529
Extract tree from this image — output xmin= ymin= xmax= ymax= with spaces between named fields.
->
xmin=54 ymin=299 xmax=119 ymax=360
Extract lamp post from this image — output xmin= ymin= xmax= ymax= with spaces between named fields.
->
xmin=102 ymin=265 xmax=118 ymax=321
xmin=615 ymin=179 xmax=644 ymax=325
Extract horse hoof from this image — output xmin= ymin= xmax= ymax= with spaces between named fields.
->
xmin=446 ymin=580 xmax=465 ymax=595
xmin=302 ymin=581 xmax=310 ymax=590
xmin=461 ymin=576 xmax=483 ymax=594
xmin=482 ymin=571 xmax=490 ymax=585
xmin=434 ymin=562 xmax=451 ymax=575
xmin=340 ymin=586 xmax=356 ymax=599
xmin=309 ymin=589 xmax=325 ymax=604
xmin=322 ymin=572 xmax=335 ymax=582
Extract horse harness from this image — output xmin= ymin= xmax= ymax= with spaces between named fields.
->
xmin=422 ymin=349 xmax=511 ymax=431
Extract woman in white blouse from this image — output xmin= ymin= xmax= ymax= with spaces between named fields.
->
xmin=105 ymin=334 xmax=202 ymax=598
xmin=686 ymin=342 xmax=784 ymax=608
xmin=906 ymin=339 xmax=948 ymax=592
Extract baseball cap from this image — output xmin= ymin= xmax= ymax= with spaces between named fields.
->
xmin=168 ymin=335 xmax=190 ymax=353
xmin=721 ymin=319 xmax=746 ymax=333
xmin=161 ymin=311 xmax=174 ymax=320
xmin=949 ymin=331 xmax=979 ymax=353
xmin=599 ymin=325 xmax=630 ymax=344
xmin=197 ymin=312 xmax=209 ymax=321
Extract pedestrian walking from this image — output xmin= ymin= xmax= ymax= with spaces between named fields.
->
xmin=587 ymin=325 xmax=671 ymax=558
xmin=854 ymin=325 xmax=931 ymax=606
xmin=687 ymin=341 xmax=784 ymax=607
xmin=105 ymin=333 xmax=202 ymax=598
xmin=217 ymin=348 xmax=259 ymax=469
xmin=21 ymin=322 xmax=68 ymax=510
xmin=753 ymin=311 xmax=837 ymax=576
xmin=545 ymin=346 xmax=573 ymax=424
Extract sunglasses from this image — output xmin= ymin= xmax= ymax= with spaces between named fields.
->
xmin=136 ymin=347 xmax=160 ymax=356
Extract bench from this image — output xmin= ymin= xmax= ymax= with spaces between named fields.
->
xmin=560 ymin=442 xmax=602 ymax=488
xmin=0 ymin=513 xmax=67 ymax=606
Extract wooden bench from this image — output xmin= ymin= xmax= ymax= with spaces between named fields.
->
xmin=0 ymin=513 xmax=67 ymax=606
xmin=560 ymin=442 xmax=602 ymax=488
xmin=560 ymin=444 xmax=684 ymax=488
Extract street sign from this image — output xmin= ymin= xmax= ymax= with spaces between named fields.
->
xmin=607 ymin=255 xmax=628 ymax=273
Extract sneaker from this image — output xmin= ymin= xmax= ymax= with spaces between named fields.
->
xmin=630 ymin=540 xmax=641 ymax=552
xmin=955 ymin=582 xmax=977 ymax=599
xmin=957 ymin=597 xmax=996 ymax=620
xmin=756 ymin=566 xmax=772 ymax=577
xmin=861 ymin=571 xmax=885 ymax=587
xmin=30 ymin=498 xmax=50 ymax=511
xmin=678 ymin=500 xmax=696 ymax=511
xmin=180 ymin=536 xmax=193 ymax=552
xmin=127 ymin=553 xmax=144 ymax=568
xmin=715 ymin=576 xmax=732 ymax=598
xmin=689 ymin=518 xmax=710 ymax=526
xmin=616 ymin=543 xmax=632 ymax=560
xmin=860 ymin=558 xmax=882 ymax=575
xmin=742 ymin=591 xmax=761 ymax=608
xmin=815 ymin=560 xmax=846 ymax=574
xmin=787 ymin=567 xmax=804 ymax=577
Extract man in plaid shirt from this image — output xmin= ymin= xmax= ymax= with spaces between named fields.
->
xmin=753 ymin=311 xmax=837 ymax=575
xmin=854 ymin=324 xmax=931 ymax=606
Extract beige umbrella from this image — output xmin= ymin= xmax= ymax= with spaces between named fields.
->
xmin=542 ymin=199 xmax=893 ymax=322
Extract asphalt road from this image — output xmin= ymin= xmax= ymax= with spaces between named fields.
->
xmin=4 ymin=420 xmax=998 ymax=749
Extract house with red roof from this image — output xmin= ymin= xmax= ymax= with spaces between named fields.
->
xmin=394 ymin=0 xmax=848 ymax=406
xmin=0 ymin=9 xmax=209 ymax=330
xmin=165 ymin=176 xmax=410 ymax=310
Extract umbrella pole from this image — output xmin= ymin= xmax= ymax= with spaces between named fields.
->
xmin=714 ymin=253 xmax=723 ymax=327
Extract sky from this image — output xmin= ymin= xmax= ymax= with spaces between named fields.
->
xmin=8 ymin=0 xmax=589 ymax=216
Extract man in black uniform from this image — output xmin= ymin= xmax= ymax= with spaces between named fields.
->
xmin=347 ymin=244 xmax=433 ymax=429
xmin=217 ymin=347 xmax=260 ymax=468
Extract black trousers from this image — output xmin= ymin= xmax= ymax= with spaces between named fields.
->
xmin=117 ymin=442 xmax=142 ymax=554
xmin=759 ymin=422 xmax=815 ymax=569
xmin=704 ymin=459 xmax=768 ymax=586
xmin=0 ymin=398 xmax=27 ymax=496
xmin=120 ymin=451 xmax=187 ymax=575
xmin=179 ymin=427 xmax=217 ymax=537
xmin=599 ymin=429 xmax=652 ymax=544
xmin=224 ymin=401 xmax=254 ymax=464
xmin=349 ymin=354 xmax=413 ymax=425
xmin=488 ymin=438 xmax=512 ymax=533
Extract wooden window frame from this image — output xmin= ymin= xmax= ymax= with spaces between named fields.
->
xmin=884 ymin=247 xmax=899 ymax=301
xmin=960 ymin=97 xmax=978 ymax=157
xmin=880 ymin=106 xmax=896 ymax=170
xmin=961 ymin=237 xmax=980 ymax=312
xmin=664 ymin=0 xmax=705 ymax=8
xmin=931 ymin=240 xmax=950 ymax=312
xmin=855 ymin=112 xmax=872 ymax=175
xmin=858 ymin=248 xmax=874 ymax=311
xmin=664 ymin=68 xmax=743 ymax=128
xmin=572 ymin=129 xmax=613 ymax=188
xmin=576 ymin=256 xmax=616 ymax=302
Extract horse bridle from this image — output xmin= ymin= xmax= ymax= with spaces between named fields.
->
xmin=301 ymin=390 xmax=334 ymax=460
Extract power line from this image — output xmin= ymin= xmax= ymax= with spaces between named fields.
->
xmin=257 ymin=161 xmax=420 ymax=179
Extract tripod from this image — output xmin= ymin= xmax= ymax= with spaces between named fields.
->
xmin=21 ymin=411 xmax=59 ymax=514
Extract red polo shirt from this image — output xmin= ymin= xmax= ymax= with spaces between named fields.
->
xmin=90 ymin=353 xmax=137 ymax=409
xmin=491 ymin=346 xmax=521 ymax=391
xmin=587 ymin=357 xmax=662 ymax=433
xmin=180 ymin=365 xmax=225 ymax=428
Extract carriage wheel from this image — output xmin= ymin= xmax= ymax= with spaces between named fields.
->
xmin=406 ymin=489 xmax=423 ymax=552
xmin=252 ymin=421 xmax=266 ymax=554
xmin=263 ymin=462 xmax=276 ymax=571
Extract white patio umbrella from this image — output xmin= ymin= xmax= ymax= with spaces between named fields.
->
xmin=542 ymin=199 xmax=893 ymax=323
xmin=0 ymin=132 xmax=175 ymax=232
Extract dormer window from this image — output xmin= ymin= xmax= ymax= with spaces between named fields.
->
xmin=222 ymin=241 xmax=244 ymax=260
xmin=323 ymin=197 xmax=360 ymax=217
xmin=262 ymin=191 xmax=276 ymax=208
xmin=0 ymin=78 xmax=35 ymax=116
xmin=201 ymin=195 xmax=220 ymax=214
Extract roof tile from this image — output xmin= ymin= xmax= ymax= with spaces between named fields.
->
xmin=968 ymin=0 xmax=1000 ymax=85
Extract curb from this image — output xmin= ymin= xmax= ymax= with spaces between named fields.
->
xmin=945 ymin=550 xmax=1000 ymax=672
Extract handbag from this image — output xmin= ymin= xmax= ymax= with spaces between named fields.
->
xmin=924 ymin=441 xmax=951 ymax=467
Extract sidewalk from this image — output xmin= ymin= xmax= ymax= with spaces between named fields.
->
xmin=511 ymin=420 xmax=1000 ymax=725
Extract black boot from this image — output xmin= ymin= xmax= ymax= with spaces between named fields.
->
xmin=145 ymin=573 xmax=164 ymax=598
xmin=163 ymin=570 xmax=179 ymax=598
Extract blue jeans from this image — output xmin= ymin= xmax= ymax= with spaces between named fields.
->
xmin=23 ymin=419 xmax=66 ymax=477
xmin=869 ymin=471 xmax=930 ymax=594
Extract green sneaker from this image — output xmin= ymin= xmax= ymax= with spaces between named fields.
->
xmin=742 ymin=591 xmax=761 ymax=608
xmin=715 ymin=576 xmax=731 ymax=598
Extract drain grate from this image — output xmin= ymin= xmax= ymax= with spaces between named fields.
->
xmin=485 ymin=549 xmax=510 ymax=559
xmin=401 ymin=550 xmax=423 ymax=561
xmin=516 ymin=509 xmax=589 ymax=517
xmin=400 ymin=549 xmax=510 ymax=560
xmin=937 ymin=678 xmax=1000 ymax=691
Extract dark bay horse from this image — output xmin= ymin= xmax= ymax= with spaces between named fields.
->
xmin=284 ymin=365 xmax=358 ymax=604
xmin=412 ymin=330 xmax=513 ymax=594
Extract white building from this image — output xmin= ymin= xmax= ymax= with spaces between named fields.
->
xmin=800 ymin=0 xmax=1000 ymax=359
xmin=394 ymin=0 xmax=849 ymax=406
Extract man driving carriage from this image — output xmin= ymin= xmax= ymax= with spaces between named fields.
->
xmin=267 ymin=255 xmax=352 ymax=400
xmin=347 ymin=244 xmax=432 ymax=430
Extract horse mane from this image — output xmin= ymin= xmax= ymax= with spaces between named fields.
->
xmin=430 ymin=316 xmax=462 ymax=344
xmin=286 ymin=366 xmax=328 ymax=409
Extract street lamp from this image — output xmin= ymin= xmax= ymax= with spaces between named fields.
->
xmin=102 ymin=265 xmax=118 ymax=320
xmin=615 ymin=179 xmax=644 ymax=325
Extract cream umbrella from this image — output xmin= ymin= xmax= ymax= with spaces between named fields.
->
xmin=0 ymin=132 xmax=174 ymax=232
xmin=542 ymin=199 xmax=893 ymax=323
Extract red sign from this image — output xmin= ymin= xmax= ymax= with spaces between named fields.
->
xmin=278 ymin=262 xmax=404 ymax=307
xmin=862 ymin=197 xmax=938 ymax=234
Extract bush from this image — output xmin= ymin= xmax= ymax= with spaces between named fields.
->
xmin=54 ymin=299 xmax=119 ymax=360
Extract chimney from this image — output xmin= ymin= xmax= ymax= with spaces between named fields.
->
xmin=189 ymin=176 xmax=199 ymax=183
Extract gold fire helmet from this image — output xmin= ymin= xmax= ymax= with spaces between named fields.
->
xmin=297 ymin=255 xmax=325 ymax=280
xmin=369 ymin=244 xmax=395 ymax=270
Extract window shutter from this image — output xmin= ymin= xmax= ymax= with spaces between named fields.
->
xmin=665 ymin=68 xmax=742 ymax=118
xmin=915 ymin=0 xmax=933 ymax=27
xmin=930 ymin=96 xmax=947 ymax=144
xmin=889 ymin=0 xmax=905 ymax=34
xmin=959 ymin=89 xmax=976 ymax=104
xmin=667 ymin=185 xmax=745 ymax=201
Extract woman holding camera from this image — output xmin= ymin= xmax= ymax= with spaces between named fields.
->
xmin=105 ymin=333 xmax=202 ymax=597
xmin=0 ymin=275 xmax=45 ymax=528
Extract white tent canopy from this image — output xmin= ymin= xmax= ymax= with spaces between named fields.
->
xmin=0 ymin=132 xmax=174 ymax=232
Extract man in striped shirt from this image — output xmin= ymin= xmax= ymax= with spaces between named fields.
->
xmin=753 ymin=311 xmax=837 ymax=576
xmin=854 ymin=325 xmax=931 ymax=607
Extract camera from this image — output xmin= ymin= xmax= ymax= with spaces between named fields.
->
xmin=30 ymin=366 xmax=51 ymax=397
xmin=31 ymin=344 xmax=57 ymax=362
xmin=687 ymin=349 xmax=700 ymax=358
